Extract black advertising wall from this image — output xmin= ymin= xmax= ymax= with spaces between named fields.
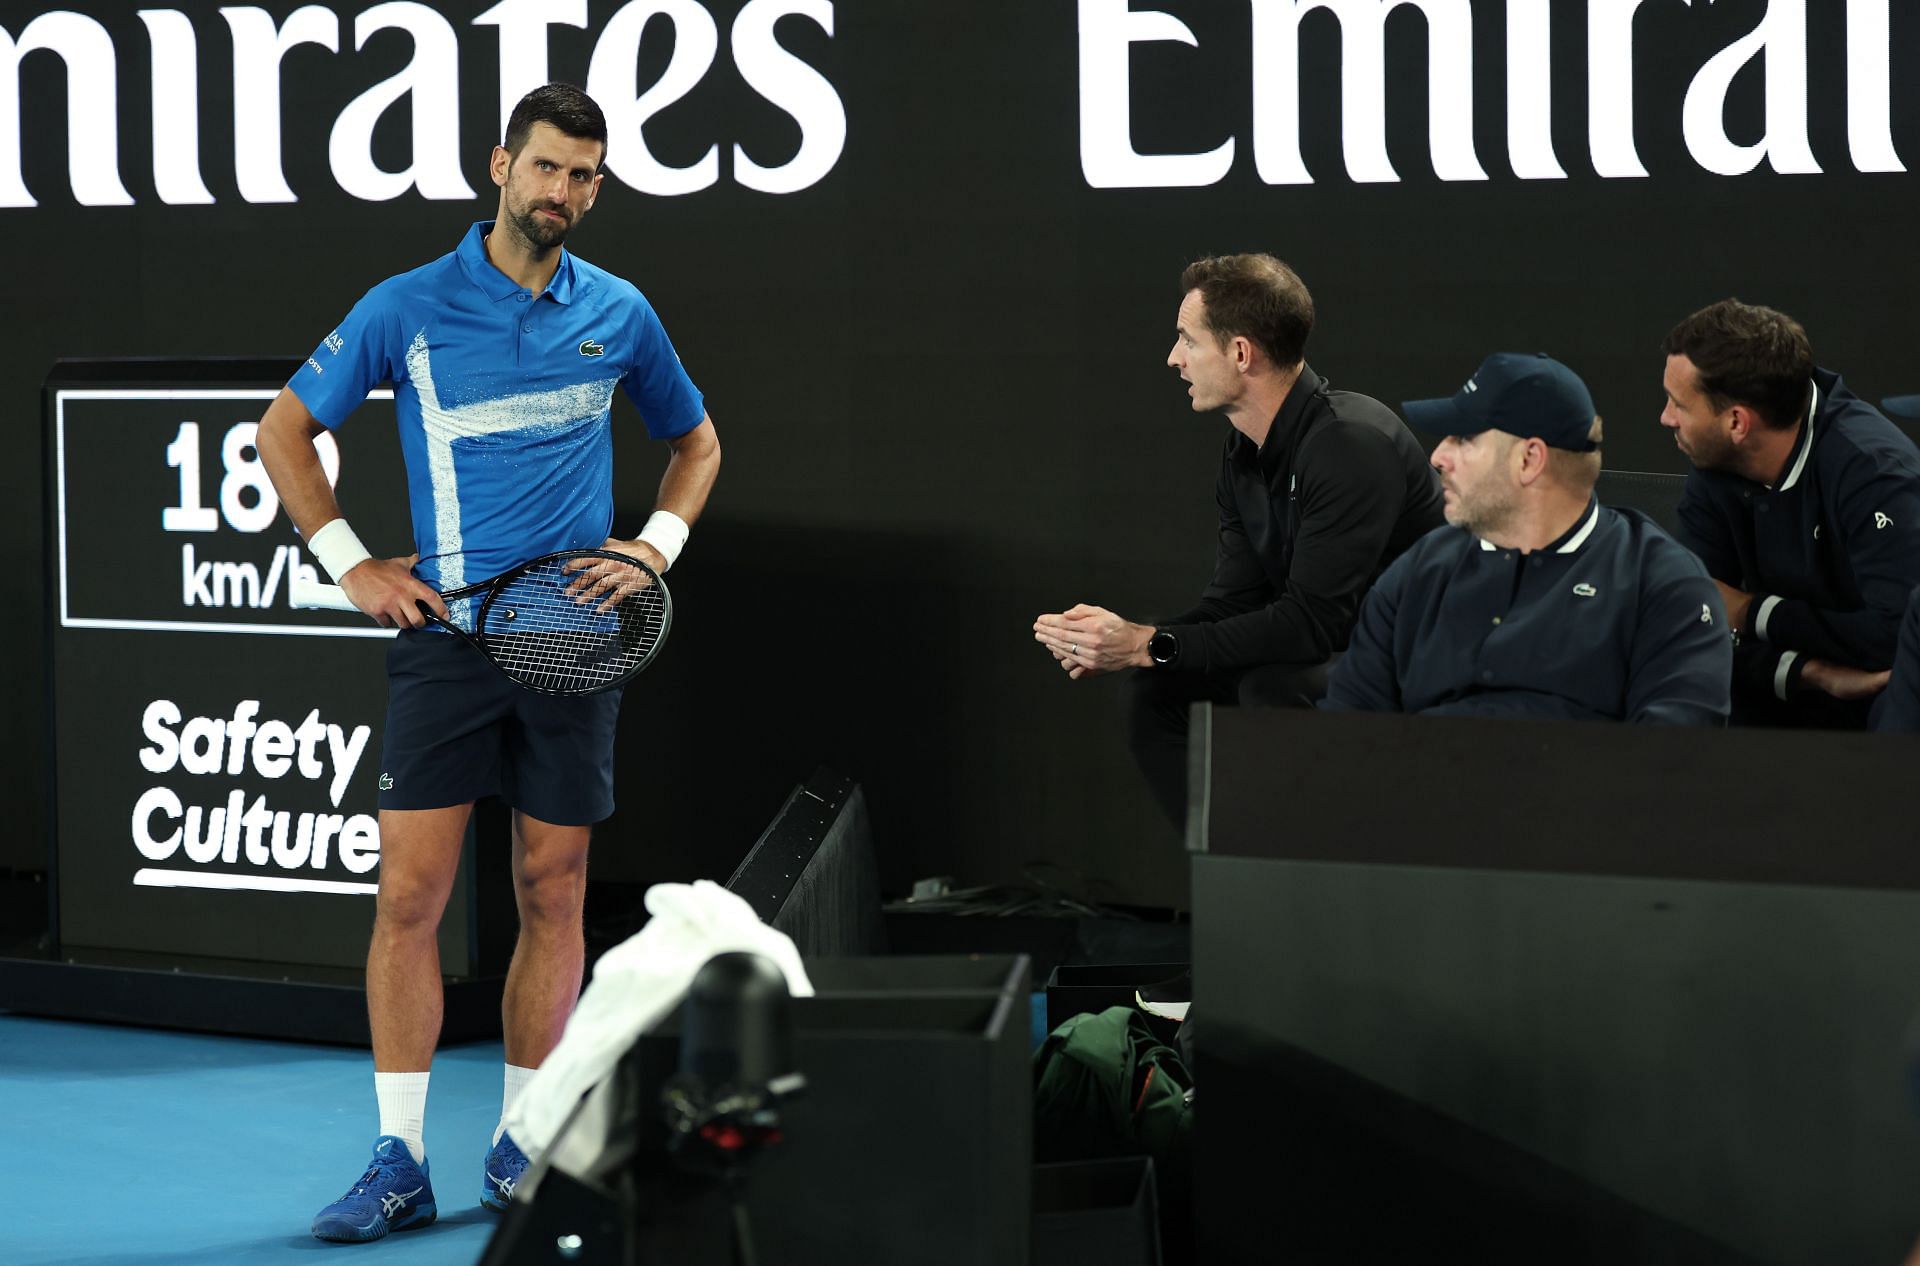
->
xmin=7 ymin=1 xmax=1919 ymax=903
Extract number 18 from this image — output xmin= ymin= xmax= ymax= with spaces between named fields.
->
xmin=163 ymin=420 xmax=340 ymax=534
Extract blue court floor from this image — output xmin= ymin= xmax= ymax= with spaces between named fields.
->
xmin=1 ymin=1014 xmax=508 ymax=1266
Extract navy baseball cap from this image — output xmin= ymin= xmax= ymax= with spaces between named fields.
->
xmin=1403 ymin=353 xmax=1599 ymax=452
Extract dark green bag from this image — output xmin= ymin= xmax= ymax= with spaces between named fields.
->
xmin=1033 ymin=1005 xmax=1192 ymax=1183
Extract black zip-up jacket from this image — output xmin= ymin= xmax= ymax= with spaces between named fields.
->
xmin=1675 ymin=369 xmax=1920 ymax=711
xmin=1158 ymin=365 xmax=1444 ymax=674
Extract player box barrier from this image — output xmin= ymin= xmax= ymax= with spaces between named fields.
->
xmin=1033 ymin=1157 xmax=1163 ymax=1266
xmin=727 ymin=955 xmax=1032 ymax=1266
xmin=1188 ymin=704 xmax=1920 ymax=1266
xmin=494 ymin=953 xmax=1033 ymax=1266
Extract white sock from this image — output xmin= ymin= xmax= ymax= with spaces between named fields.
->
xmin=375 ymin=1071 xmax=430 ymax=1165
xmin=496 ymin=1064 xmax=536 ymax=1147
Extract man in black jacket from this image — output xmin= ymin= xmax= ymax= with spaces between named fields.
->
xmin=1660 ymin=299 xmax=1920 ymax=727
xmin=1033 ymin=254 xmax=1442 ymax=827
xmin=1323 ymin=353 xmax=1730 ymax=724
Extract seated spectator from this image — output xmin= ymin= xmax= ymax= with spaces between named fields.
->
xmin=1033 ymin=254 xmax=1441 ymax=828
xmin=1660 ymin=299 xmax=1920 ymax=727
xmin=1324 ymin=353 xmax=1730 ymax=723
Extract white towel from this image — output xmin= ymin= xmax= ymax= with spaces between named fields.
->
xmin=504 ymin=879 xmax=814 ymax=1156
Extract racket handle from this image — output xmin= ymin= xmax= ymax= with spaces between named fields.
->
xmin=290 ymin=575 xmax=359 ymax=612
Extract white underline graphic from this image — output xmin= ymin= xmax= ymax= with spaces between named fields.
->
xmin=65 ymin=618 xmax=398 ymax=638
xmin=132 ymin=869 xmax=377 ymax=896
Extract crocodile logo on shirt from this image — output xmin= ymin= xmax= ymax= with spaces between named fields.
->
xmin=379 ymin=773 xmax=394 ymax=790
xmin=579 ymin=339 xmax=606 ymax=358
xmin=1572 ymin=583 xmax=1598 ymax=598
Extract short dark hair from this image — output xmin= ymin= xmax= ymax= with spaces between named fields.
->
xmin=1661 ymin=299 xmax=1814 ymax=430
xmin=503 ymin=83 xmax=608 ymax=167
xmin=1179 ymin=254 xmax=1315 ymax=369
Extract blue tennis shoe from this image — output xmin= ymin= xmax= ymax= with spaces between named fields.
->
xmin=311 ymin=1135 xmax=437 ymax=1242
xmin=481 ymin=1131 xmax=530 ymax=1211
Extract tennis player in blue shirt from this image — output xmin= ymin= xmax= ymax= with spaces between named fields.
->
xmin=1324 ymin=353 xmax=1730 ymax=724
xmin=256 ymin=84 xmax=721 ymax=1242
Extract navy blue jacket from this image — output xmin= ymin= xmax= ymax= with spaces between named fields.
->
xmin=1675 ymin=369 xmax=1920 ymax=713
xmin=1877 ymin=586 xmax=1920 ymax=734
xmin=1323 ymin=501 xmax=1731 ymax=724
xmin=1159 ymin=365 xmax=1444 ymax=674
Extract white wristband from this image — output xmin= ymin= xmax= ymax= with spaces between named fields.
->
xmin=1774 ymin=650 xmax=1800 ymax=702
xmin=635 ymin=510 xmax=690 ymax=571
xmin=307 ymin=518 xmax=373 ymax=584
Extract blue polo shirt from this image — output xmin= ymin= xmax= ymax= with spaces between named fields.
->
xmin=290 ymin=221 xmax=705 ymax=593
xmin=1323 ymin=501 xmax=1731 ymax=724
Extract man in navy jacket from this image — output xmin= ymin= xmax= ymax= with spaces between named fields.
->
xmin=1660 ymin=300 xmax=1920 ymax=727
xmin=1324 ymin=354 xmax=1730 ymax=724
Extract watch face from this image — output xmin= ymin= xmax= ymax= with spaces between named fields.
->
xmin=1149 ymin=631 xmax=1176 ymax=664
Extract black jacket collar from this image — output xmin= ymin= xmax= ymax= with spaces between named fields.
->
xmin=1230 ymin=363 xmax=1325 ymax=480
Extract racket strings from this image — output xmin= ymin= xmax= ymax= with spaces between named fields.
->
xmin=476 ymin=557 xmax=667 ymax=692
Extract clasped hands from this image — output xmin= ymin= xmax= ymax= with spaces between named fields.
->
xmin=1716 ymin=580 xmax=1890 ymax=701
xmin=1032 ymin=604 xmax=1153 ymax=680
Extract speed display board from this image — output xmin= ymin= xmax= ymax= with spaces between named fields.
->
xmin=45 ymin=362 xmax=473 ymax=971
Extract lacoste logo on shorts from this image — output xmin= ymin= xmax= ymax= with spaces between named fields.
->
xmin=379 ymin=773 xmax=394 ymax=790
xmin=579 ymin=339 xmax=605 ymax=357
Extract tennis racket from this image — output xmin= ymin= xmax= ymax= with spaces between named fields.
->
xmin=290 ymin=549 xmax=671 ymax=697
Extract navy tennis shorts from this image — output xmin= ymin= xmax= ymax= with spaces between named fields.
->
xmin=377 ymin=629 xmax=624 ymax=825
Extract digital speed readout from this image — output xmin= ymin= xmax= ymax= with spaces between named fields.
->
xmin=55 ymin=388 xmax=397 ymax=637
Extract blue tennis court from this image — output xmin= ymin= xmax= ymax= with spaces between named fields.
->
xmin=2 ymin=1015 xmax=507 ymax=1266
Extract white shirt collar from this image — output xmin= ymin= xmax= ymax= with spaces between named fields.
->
xmin=1775 ymin=378 xmax=1819 ymax=492
xmin=1475 ymin=500 xmax=1601 ymax=555
xmin=1556 ymin=501 xmax=1601 ymax=554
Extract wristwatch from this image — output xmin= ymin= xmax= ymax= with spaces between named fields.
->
xmin=1147 ymin=629 xmax=1179 ymax=667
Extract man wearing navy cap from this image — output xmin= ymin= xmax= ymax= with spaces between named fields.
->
xmin=1660 ymin=299 xmax=1920 ymax=727
xmin=1324 ymin=354 xmax=1731 ymax=723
